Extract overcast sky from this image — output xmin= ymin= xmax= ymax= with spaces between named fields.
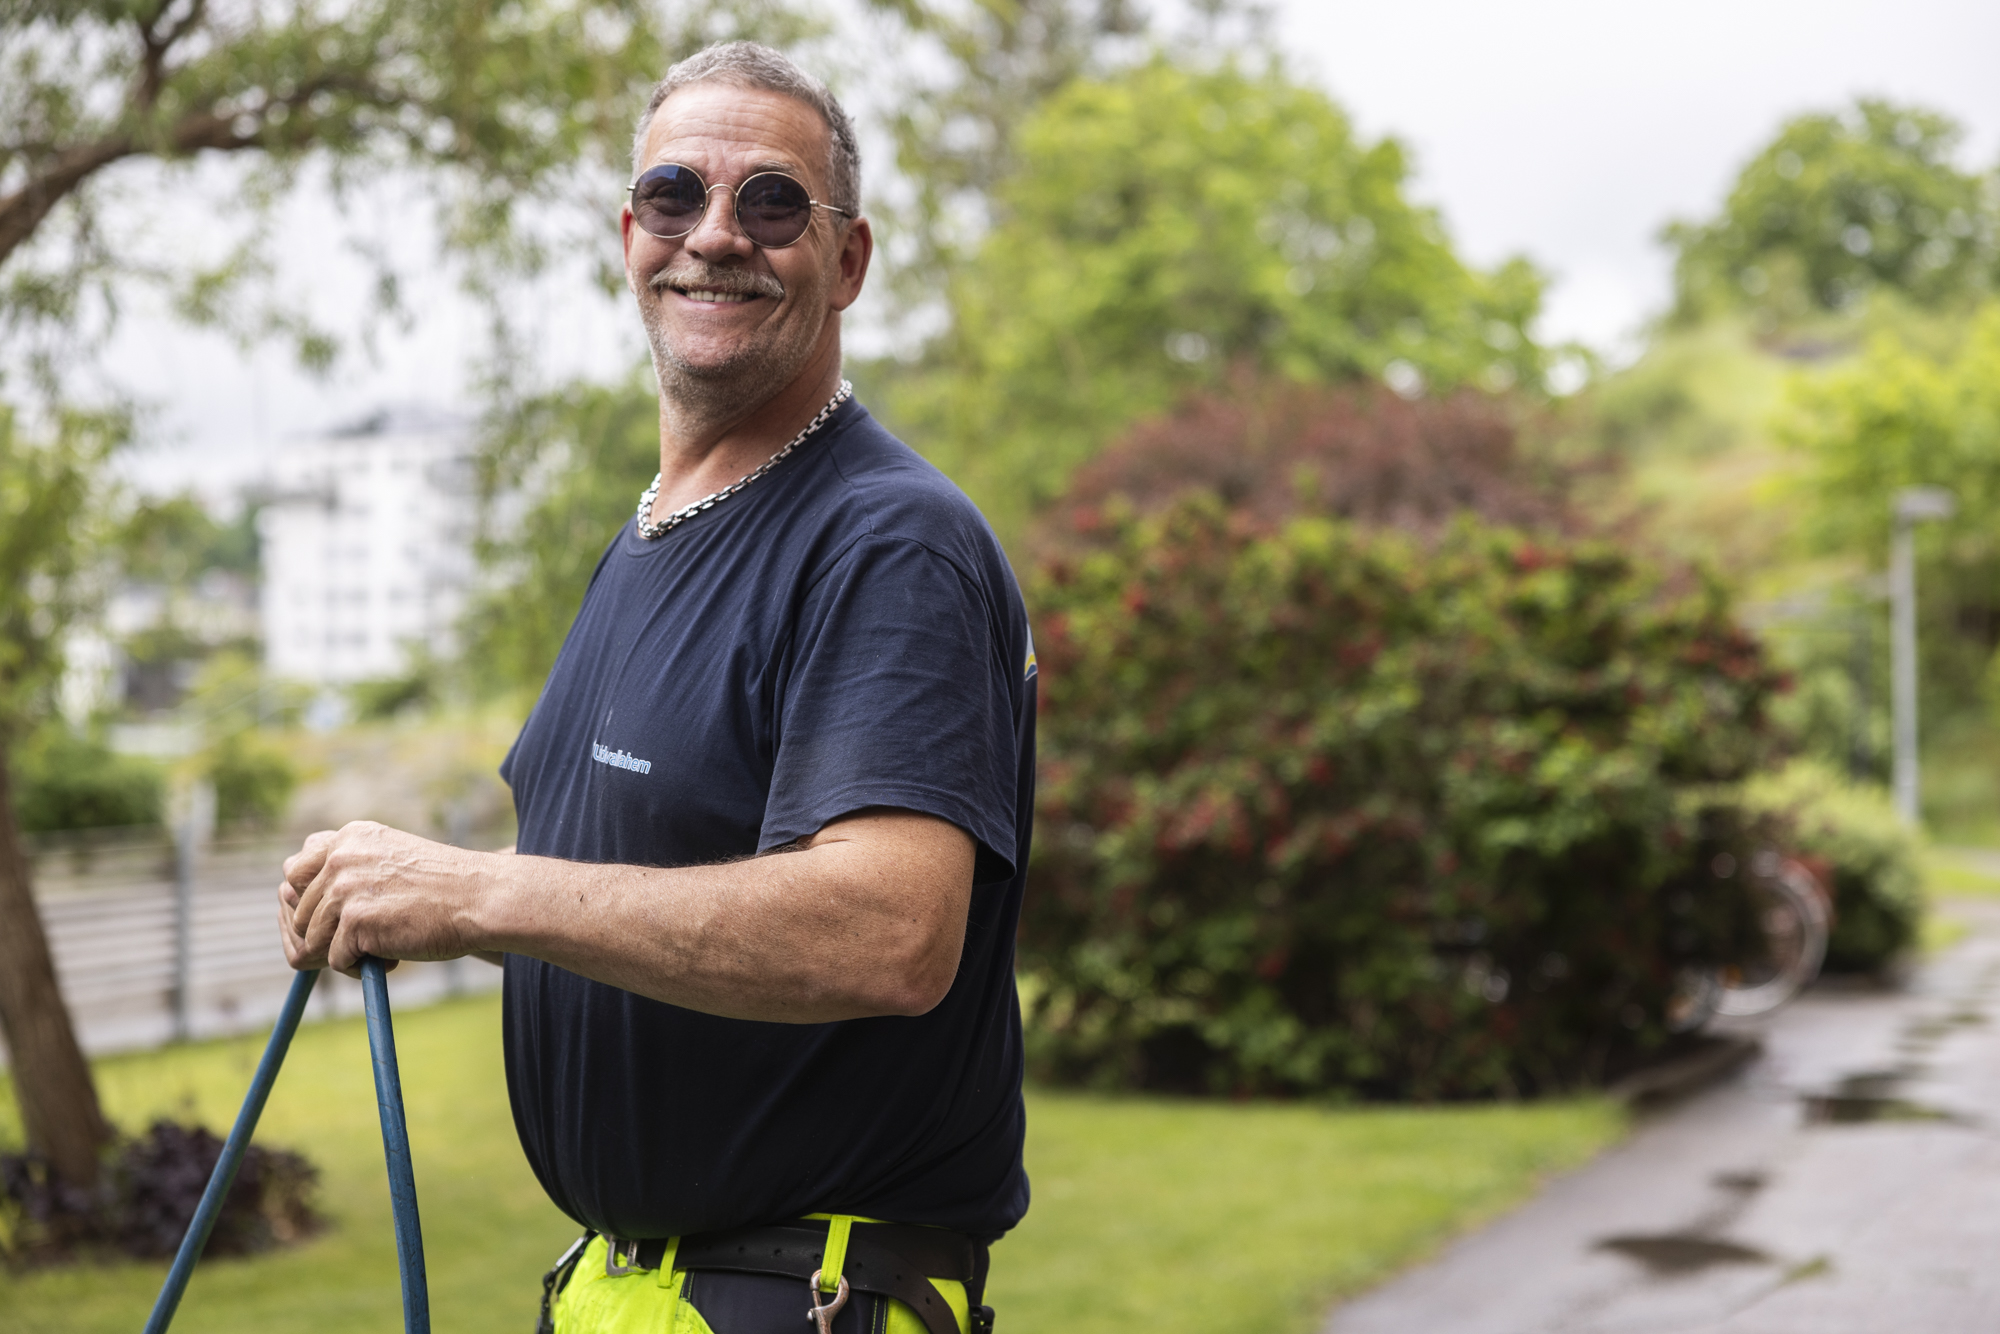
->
xmin=1278 ymin=0 xmax=2000 ymax=353
xmin=109 ymin=0 xmax=2000 ymax=500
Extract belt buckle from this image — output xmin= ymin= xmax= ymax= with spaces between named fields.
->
xmin=605 ymin=1236 xmax=645 ymax=1277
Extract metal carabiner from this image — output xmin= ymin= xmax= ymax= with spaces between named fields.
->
xmin=806 ymin=1270 xmax=850 ymax=1334
xmin=604 ymin=1236 xmax=645 ymax=1277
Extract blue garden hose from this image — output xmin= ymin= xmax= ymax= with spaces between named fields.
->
xmin=142 ymin=957 xmax=430 ymax=1333
xmin=361 ymin=955 xmax=431 ymax=1333
xmin=143 ymin=967 xmax=319 ymax=1334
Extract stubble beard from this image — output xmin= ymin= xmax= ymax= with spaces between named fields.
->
xmin=640 ymin=258 xmax=832 ymax=423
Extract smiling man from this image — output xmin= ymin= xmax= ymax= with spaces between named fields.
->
xmin=278 ymin=42 xmax=1034 ymax=1334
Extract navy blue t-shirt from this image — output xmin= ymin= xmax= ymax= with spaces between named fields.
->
xmin=497 ymin=398 xmax=1035 ymax=1243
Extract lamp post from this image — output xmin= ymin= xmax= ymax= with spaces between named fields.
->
xmin=1891 ymin=486 xmax=1955 ymax=825
xmin=171 ymin=779 xmax=216 ymax=1042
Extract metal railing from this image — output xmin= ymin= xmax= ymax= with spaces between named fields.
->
xmin=17 ymin=825 xmax=498 ymax=1062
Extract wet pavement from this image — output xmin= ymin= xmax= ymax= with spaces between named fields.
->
xmin=1325 ymin=898 xmax=2000 ymax=1334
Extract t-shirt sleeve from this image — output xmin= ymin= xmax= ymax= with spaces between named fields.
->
xmin=761 ymin=534 xmax=1020 ymax=885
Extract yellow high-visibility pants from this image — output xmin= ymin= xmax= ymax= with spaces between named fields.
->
xmin=552 ymin=1229 xmax=972 ymax=1334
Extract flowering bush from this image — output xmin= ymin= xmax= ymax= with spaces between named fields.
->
xmin=1023 ymin=498 xmax=1787 ymax=1098
xmin=1042 ymin=378 xmax=1587 ymax=548
xmin=1745 ymin=760 xmax=1922 ymax=973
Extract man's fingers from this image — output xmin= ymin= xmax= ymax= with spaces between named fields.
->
xmin=283 ymin=835 xmax=334 ymax=945
xmin=300 ymin=879 xmax=341 ymax=959
xmin=278 ymin=900 xmax=325 ymax=971
xmin=282 ymin=830 xmax=333 ymax=886
xmin=291 ymin=874 xmax=326 ymax=934
xmin=304 ymin=874 xmax=403 ymax=976
xmin=292 ymin=839 xmax=347 ymax=933
xmin=326 ymin=913 xmax=397 ymax=978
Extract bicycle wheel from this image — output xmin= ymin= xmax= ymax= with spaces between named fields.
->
xmin=1710 ymin=854 xmax=1830 ymax=1018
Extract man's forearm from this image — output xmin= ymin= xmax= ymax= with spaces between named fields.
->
xmin=474 ymin=836 xmax=964 ymax=1020
xmin=284 ymin=812 xmax=974 ymax=1023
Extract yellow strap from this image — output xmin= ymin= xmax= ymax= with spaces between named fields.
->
xmin=654 ymin=1234 xmax=683 ymax=1332
xmin=820 ymin=1216 xmax=854 ymax=1293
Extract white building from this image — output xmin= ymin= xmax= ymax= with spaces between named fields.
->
xmin=259 ymin=407 xmax=475 ymax=685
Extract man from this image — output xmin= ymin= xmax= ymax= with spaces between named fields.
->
xmin=279 ymin=41 xmax=1034 ymax=1334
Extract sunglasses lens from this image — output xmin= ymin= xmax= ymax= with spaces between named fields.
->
xmin=633 ymin=165 xmax=707 ymax=237
xmin=736 ymin=173 xmax=815 ymax=247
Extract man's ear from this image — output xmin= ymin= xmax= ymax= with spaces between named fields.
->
xmin=620 ymin=203 xmax=641 ymax=296
xmin=830 ymin=215 xmax=874 ymax=313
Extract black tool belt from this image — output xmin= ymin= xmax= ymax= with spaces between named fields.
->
xmin=600 ymin=1219 xmax=989 ymax=1334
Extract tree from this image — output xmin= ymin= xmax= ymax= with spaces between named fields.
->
xmin=1 ymin=0 xmax=817 ymax=390
xmin=875 ymin=56 xmax=1548 ymax=542
xmin=0 ymin=403 xmax=121 ymax=1188
xmin=0 ymin=0 xmax=811 ymax=1186
xmin=859 ymin=0 xmax=1147 ymax=319
xmin=1788 ymin=307 xmax=2000 ymax=553
xmin=116 ymin=492 xmax=258 ymax=585
xmin=463 ymin=370 xmax=661 ymax=698
xmin=1784 ymin=304 xmax=2000 ymax=723
xmin=1665 ymin=99 xmax=1997 ymax=326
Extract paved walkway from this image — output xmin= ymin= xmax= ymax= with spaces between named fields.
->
xmin=1326 ymin=898 xmax=2000 ymax=1334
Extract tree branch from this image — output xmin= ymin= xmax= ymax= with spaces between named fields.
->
xmin=136 ymin=0 xmax=209 ymax=109
xmin=0 ymin=135 xmax=136 ymax=270
xmin=0 ymin=69 xmax=402 ymax=272
xmin=0 ymin=0 xmax=229 ymax=269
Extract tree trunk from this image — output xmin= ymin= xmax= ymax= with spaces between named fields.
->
xmin=0 ymin=750 xmax=111 ymax=1187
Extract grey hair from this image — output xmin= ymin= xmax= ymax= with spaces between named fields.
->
xmin=632 ymin=42 xmax=861 ymax=216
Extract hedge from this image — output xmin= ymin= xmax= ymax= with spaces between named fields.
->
xmin=1022 ymin=498 xmax=1783 ymax=1098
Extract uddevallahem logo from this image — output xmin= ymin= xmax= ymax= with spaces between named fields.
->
xmin=592 ymin=742 xmax=653 ymax=775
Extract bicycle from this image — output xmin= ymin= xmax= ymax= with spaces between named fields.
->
xmin=1668 ymin=851 xmax=1831 ymax=1031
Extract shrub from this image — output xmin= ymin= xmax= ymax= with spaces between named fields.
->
xmin=349 ymin=670 xmax=435 ymax=721
xmin=197 ymin=729 xmax=298 ymax=826
xmin=10 ymin=725 xmax=164 ymax=832
xmin=1041 ymin=378 xmax=1589 ymax=551
xmin=1023 ymin=498 xmax=1785 ymax=1099
xmin=1744 ymin=760 xmax=1922 ymax=972
xmin=0 ymin=1120 xmax=320 ymax=1265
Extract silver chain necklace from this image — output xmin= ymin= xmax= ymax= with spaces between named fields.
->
xmin=634 ymin=379 xmax=852 ymax=539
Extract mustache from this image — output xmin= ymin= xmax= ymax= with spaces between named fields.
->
xmin=649 ymin=262 xmax=785 ymax=300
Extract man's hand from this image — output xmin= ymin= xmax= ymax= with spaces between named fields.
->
xmin=280 ymin=821 xmax=484 ymax=977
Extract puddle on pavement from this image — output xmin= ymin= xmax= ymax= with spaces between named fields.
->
xmin=1800 ymin=1071 xmax=1957 ymax=1125
xmin=1901 ymin=1010 xmax=1988 ymax=1052
xmin=1595 ymin=1234 xmax=1773 ymax=1276
xmin=1902 ymin=1018 xmax=1950 ymax=1047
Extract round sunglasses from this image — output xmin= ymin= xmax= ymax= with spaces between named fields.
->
xmin=627 ymin=163 xmax=853 ymax=250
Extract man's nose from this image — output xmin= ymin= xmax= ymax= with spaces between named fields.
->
xmin=682 ymin=185 xmax=755 ymax=261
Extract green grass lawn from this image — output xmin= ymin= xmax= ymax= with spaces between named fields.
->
xmin=1924 ymin=847 xmax=2000 ymax=899
xmin=996 ymin=1093 xmax=1620 ymax=1332
xmin=1920 ymin=728 xmax=2000 ymax=849
xmin=0 ymin=995 xmax=1623 ymax=1334
xmin=1917 ymin=846 xmax=2000 ymax=954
